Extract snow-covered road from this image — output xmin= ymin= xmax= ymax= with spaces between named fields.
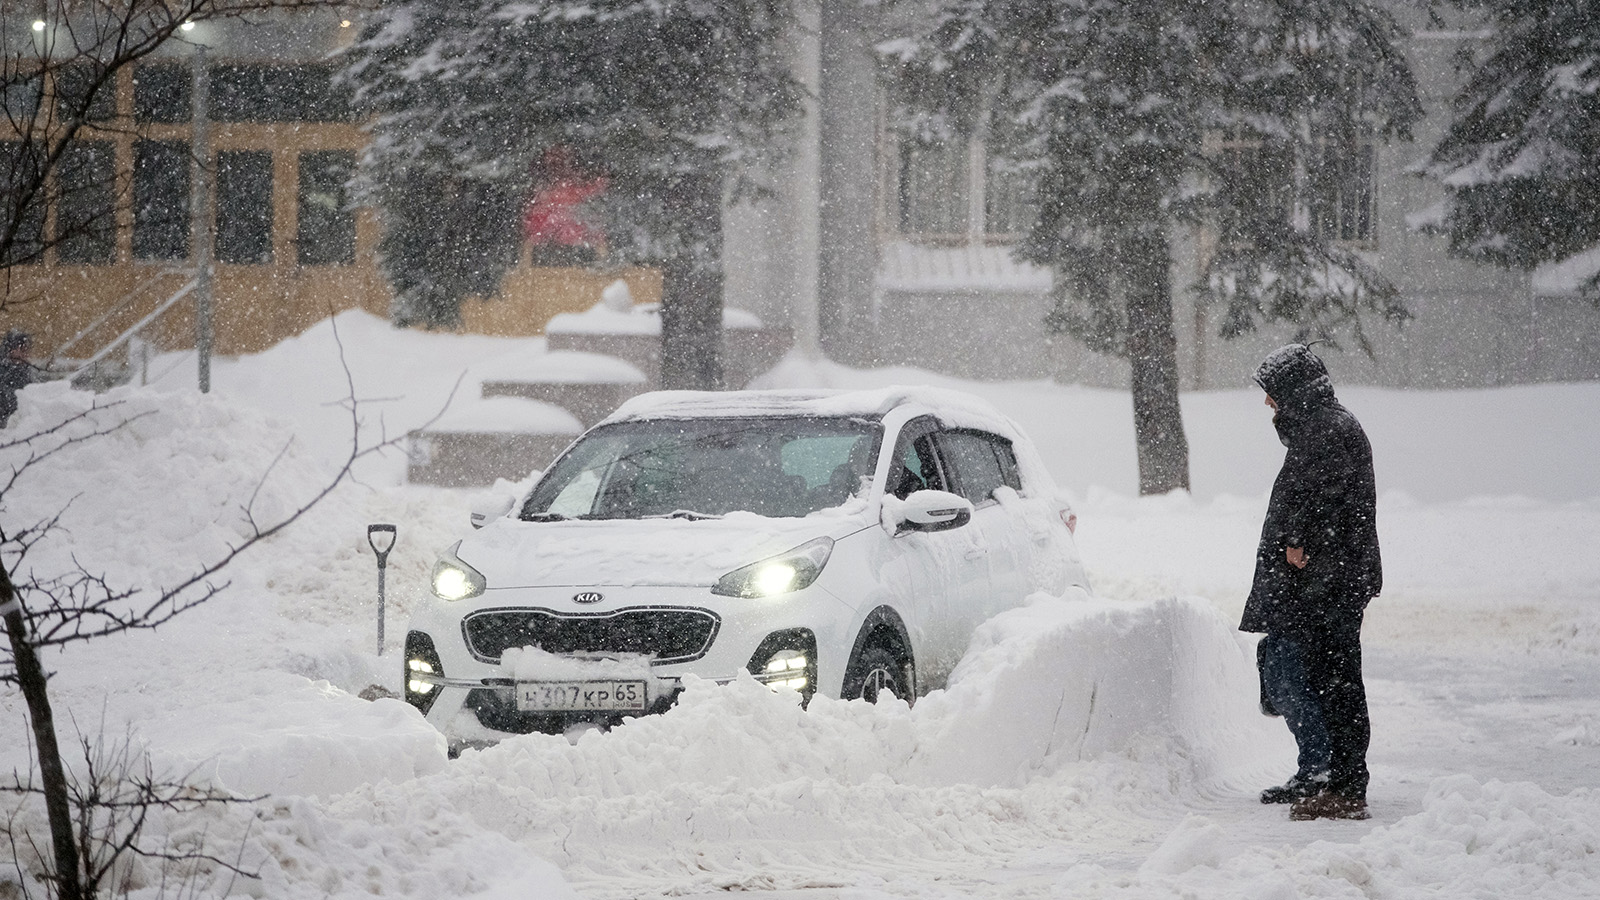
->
xmin=2 ymin=314 xmax=1596 ymax=899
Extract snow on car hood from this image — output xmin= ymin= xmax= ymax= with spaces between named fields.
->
xmin=454 ymin=507 xmax=867 ymax=588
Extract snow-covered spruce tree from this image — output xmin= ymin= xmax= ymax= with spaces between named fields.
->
xmin=345 ymin=0 xmax=801 ymax=389
xmin=1422 ymin=0 xmax=1600 ymax=294
xmin=882 ymin=0 xmax=1421 ymax=494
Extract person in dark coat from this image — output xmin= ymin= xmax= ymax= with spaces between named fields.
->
xmin=1242 ymin=343 xmax=1382 ymax=821
xmin=0 ymin=330 xmax=35 ymax=428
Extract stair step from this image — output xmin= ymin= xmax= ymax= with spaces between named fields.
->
xmin=481 ymin=380 xmax=645 ymax=429
xmin=407 ymin=396 xmax=583 ymax=488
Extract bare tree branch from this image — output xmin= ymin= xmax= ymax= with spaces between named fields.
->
xmin=0 ymin=306 xmax=451 ymax=900
xmin=2 ymin=0 xmax=357 ymax=287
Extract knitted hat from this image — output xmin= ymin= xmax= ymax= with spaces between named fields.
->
xmin=1252 ymin=343 xmax=1330 ymax=404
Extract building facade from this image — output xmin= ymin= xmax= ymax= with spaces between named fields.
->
xmin=5 ymin=3 xmax=1595 ymax=390
xmin=725 ymin=1 xmax=1600 ymax=390
xmin=1 ymin=8 xmax=659 ymax=376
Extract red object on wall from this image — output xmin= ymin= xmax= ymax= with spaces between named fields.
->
xmin=523 ymin=147 xmax=607 ymax=247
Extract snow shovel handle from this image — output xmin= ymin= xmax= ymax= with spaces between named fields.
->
xmin=367 ymin=524 xmax=397 ymax=656
xmin=367 ymin=524 xmax=397 ymax=567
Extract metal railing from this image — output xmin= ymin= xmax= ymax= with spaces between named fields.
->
xmin=50 ymin=270 xmax=200 ymax=385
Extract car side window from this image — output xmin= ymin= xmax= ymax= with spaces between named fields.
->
xmin=939 ymin=430 xmax=1009 ymax=505
xmin=993 ymin=438 xmax=1022 ymax=491
xmin=890 ymin=420 xmax=947 ymax=499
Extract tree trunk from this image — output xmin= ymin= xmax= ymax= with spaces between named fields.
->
xmin=657 ymin=174 xmax=724 ymax=391
xmin=1123 ymin=229 xmax=1190 ymax=495
xmin=2 ymin=569 xmax=86 ymax=900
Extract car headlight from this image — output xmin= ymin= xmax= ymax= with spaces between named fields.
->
xmin=713 ymin=537 xmax=834 ymax=598
xmin=431 ymin=543 xmax=486 ymax=601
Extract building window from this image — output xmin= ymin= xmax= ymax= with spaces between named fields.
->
xmin=1307 ymin=135 xmax=1375 ymax=243
xmin=55 ymin=141 xmax=116 ymax=264
xmin=2 ymin=71 xmax=44 ymax=122
xmin=297 ymin=150 xmax=355 ymax=265
xmin=984 ymin=151 xmax=1035 ymax=237
xmin=897 ymin=139 xmax=968 ymax=236
xmin=1216 ymin=129 xmax=1294 ymax=245
xmin=54 ymin=64 xmax=117 ymax=122
xmin=209 ymin=64 xmax=354 ymax=123
xmin=133 ymin=140 xmax=190 ymax=261
xmin=0 ymin=141 xmax=45 ymax=265
xmin=133 ymin=63 xmax=192 ymax=124
xmin=216 ymin=150 xmax=273 ymax=264
xmin=1216 ymin=126 xmax=1375 ymax=246
xmin=889 ymin=121 xmax=1035 ymax=242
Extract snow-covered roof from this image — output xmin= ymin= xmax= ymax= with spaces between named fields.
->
xmin=877 ymin=241 xmax=1052 ymax=293
xmin=428 ymin=395 xmax=584 ymax=435
xmin=546 ymin=302 xmax=765 ymax=336
xmin=472 ymin=348 xmax=648 ymax=385
xmin=604 ymin=385 xmax=1017 ymax=432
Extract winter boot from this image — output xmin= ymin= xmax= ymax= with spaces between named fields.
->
xmin=1259 ymin=776 xmax=1324 ymax=804
xmin=1289 ymin=790 xmax=1370 ymax=821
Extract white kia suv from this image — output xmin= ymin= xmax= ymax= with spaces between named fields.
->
xmin=403 ymin=386 xmax=1090 ymax=741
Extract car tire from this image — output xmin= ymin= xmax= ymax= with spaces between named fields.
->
xmin=842 ymin=643 xmax=912 ymax=704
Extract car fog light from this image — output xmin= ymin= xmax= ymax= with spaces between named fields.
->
xmin=404 ymin=632 xmax=445 ymax=715
xmin=406 ymin=658 xmax=437 ymax=695
xmin=759 ymin=650 xmax=811 ymax=692
xmin=763 ymin=651 xmax=808 ymax=674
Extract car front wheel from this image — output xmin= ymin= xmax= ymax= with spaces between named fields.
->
xmin=843 ymin=644 xmax=912 ymax=703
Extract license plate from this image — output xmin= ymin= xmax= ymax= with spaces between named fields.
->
xmin=516 ymin=681 xmax=647 ymax=712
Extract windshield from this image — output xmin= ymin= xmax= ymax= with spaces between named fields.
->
xmin=521 ymin=416 xmax=882 ymax=520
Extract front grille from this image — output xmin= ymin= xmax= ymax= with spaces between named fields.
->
xmin=462 ymin=607 xmax=720 ymax=664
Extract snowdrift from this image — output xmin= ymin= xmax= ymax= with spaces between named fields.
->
xmin=4 ymin=320 xmax=1598 ymax=898
xmin=288 ymin=594 xmax=1287 ymax=894
xmin=909 ymin=594 xmax=1283 ymax=788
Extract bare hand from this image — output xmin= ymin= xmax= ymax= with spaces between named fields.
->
xmin=1286 ymin=546 xmax=1307 ymax=569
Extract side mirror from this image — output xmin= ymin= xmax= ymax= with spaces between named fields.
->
xmin=892 ymin=490 xmax=974 ymax=534
xmin=469 ymin=494 xmax=516 ymax=529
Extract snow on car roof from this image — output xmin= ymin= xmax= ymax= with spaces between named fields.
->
xmin=604 ymin=385 xmax=1019 ymax=434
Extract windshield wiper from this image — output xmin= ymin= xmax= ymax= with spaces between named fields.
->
xmin=642 ymin=509 xmax=723 ymax=521
xmin=521 ymin=512 xmax=569 ymax=522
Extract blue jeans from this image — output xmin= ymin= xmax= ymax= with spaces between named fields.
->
xmin=1259 ymin=633 xmax=1332 ymax=782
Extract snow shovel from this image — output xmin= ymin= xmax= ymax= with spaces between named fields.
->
xmin=367 ymin=524 xmax=397 ymax=655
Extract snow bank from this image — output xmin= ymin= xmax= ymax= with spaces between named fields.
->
xmin=910 ymin=595 xmax=1284 ymax=788
xmin=6 ymin=317 xmax=1599 ymax=899
xmin=3 ymin=379 xmax=353 ymax=587
xmin=262 ymin=595 xmax=1282 ymax=895
xmin=0 ymin=378 xmax=452 ymax=801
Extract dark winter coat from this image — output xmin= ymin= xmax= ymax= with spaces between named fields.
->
xmin=0 ymin=358 xmax=33 ymax=426
xmin=1240 ymin=386 xmax=1382 ymax=639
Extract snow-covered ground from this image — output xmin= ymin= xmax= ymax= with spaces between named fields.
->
xmin=3 ymin=310 xmax=1598 ymax=899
